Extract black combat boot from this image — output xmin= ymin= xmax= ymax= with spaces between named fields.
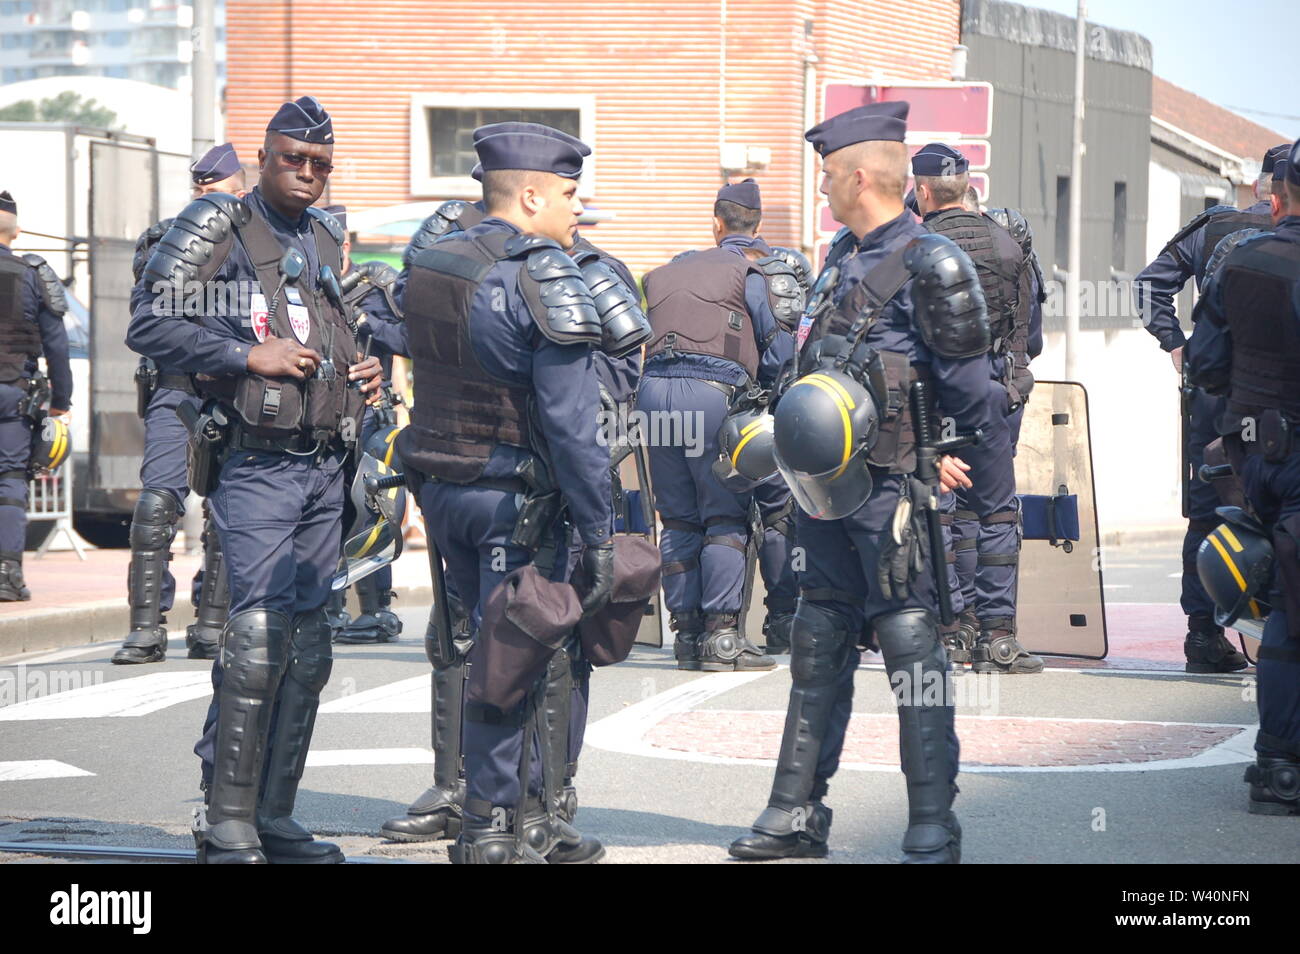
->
xmin=972 ymin=618 xmax=1042 ymax=674
xmin=323 ymin=588 xmax=351 ymax=641
xmin=113 ymin=489 xmax=178 ymax=664
xmin=729 ymin=800 xmax=832 ymax=859
xmin=337 ymin=574 xmax=403 ymax=643
xmin=671 ymin=610 xmax=704 ymax=671
xmin=0 ymin=554 xmax=31 ymax=602
xmin=762 ymin=608 xmax=795 ymax=655
xmin=1185 ymin=615 xmax=1249 ymax=673
xmin=256 ymin=609 xmax=344 ymax=863
xmin=382 ymin=659 xmax=466 ymax=841
xmin=448 ymin=810 xmax=548 ymax=865
xmin=942 ymin=608 xmax=977 ymax=665
xmin=520 ymin=800 xmax=605 ymax=864
xmin=185 ymin=512 xmax=226 ymax=660
xmin=698 ymin=612 xmax=775 ymax=672
xmin=1244 ymin=756 xmax=1300 ymax=816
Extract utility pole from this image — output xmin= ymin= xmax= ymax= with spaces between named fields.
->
xmin=1066 ymin=0 xmax=1086 ymax=381
xmin=191 ymin=0 xmax=216 ymax=161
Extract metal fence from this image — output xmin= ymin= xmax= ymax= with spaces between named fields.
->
xmin=26 ymin=465 xmax=86 ymax=560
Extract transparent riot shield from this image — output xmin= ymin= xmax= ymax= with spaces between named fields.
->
xmin=1013 ymin=381 xmax=1108 ymax=659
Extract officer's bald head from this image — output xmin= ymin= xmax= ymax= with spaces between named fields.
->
xmin=0 ymin=211 xmax=16 ymax=242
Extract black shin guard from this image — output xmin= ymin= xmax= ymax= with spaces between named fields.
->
xmin=186 ymin=510 xmax=228 ymax=658
xmin=116 ymin=489 xmax=178 ymax=662
xmin=203 ymin=609 xmax=290 ymax=856
xmin=874 ymin=608 xmax=961 ymax=864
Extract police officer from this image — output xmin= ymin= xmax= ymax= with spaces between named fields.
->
xmin=129 ymin=96 xmax=385 ymax=863
xmin=729 ymin=102 xmax=994 ymax=863
xmin=113 ymin=143 xmax=246 ymax=664
xmin=0 ymin=190 xmax=72 ymax=601
xmin=640 ymin=177 xmax=794 ymax=671
xmin=1135 ymin=143 xmax=1289 ymax=673
xmin=321 ymin=204 xmax=408 ymax=644
xmin=912 ymin=143 xmax=1041 ymax=673
xmin=1188 ymin=138 xmax=1300 ymax=816
xmin=395 ymin=123 xmax=614 ymax=863
xmin=380 ymin=124 xmax=607 ymax=845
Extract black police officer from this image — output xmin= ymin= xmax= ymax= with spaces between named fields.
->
xmin=128 ymin=96 xmax=385 ymax=863
xmin=1188 ymin=138 xmax=1300 ymax=816
xmin=729 ymin=102 xmax=994 ymax=863
xmin=396 ymin=123 xmax=615 ymax=863
xmin=1135 ymin=143 xmax=1289 ymax=673
xmin=114 ymin=143 xmax=246 ymax=664
xmin=0 ymin=189 xmax=72 ymax=601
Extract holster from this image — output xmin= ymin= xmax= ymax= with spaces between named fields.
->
xmin=20 ymin=374 xmax=48 ymax=424
xmin=135 ymin=358 xmax=158 ymax=419
xmin=509 ymin=455 xmax=562 ymax=552
xmin=465 ymin=565 xmax=583 ymax=714
xmin=572 ymin=533 xmax=662 ymax=667
xmin=176 ymin=399 xmax=229 ymax=498
xmin=1258 ymin=409 xmax=1293 ymax=464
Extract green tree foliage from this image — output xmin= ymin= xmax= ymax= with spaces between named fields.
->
xmin=0 ymin=91 xmax=119 ymax=128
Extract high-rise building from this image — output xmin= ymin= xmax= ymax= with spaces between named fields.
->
xmin=0 ymin=0 xmax=224 ymax=90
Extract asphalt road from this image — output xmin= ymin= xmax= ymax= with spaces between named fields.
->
xmin=0 ymin=544 xmax=1290 ymax=865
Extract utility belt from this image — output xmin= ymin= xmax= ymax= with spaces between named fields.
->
xmin=135 ymin=359 xmax=197 ymax=418
xmin=227 ymin=423 xmax=346 ymax=457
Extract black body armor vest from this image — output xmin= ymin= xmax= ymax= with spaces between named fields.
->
xmin=924 ymin=208 xmax=1022 ymax=343
xmin=643 ymin=246 xmax=761 ymax=377
xmin=0 ymin=253 xmax=42 ymax=384
xmin=199 ymin=209 xmax=364 ymax=441
xmin=1198 ymin=210 xmax=1273 ymax=282
xmin=397 ymin=230 xmax=534 ymax=483
xmin=1219 ymin=236 xmax=1300 ymax=422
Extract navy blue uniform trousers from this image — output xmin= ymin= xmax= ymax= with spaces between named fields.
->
xmin=0 ymin=383 xmax=32 ymax=557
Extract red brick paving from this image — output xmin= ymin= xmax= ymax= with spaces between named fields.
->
xmin=645 ymin=711 xmax=1244 ymax=767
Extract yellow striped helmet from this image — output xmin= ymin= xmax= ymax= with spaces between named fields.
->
xmin=772 ymin=368 xmax=880 ymax=520
xmin=1196 ymin=508 xmax=1274 ymax=627
xmin=28 ymin=414 xmax=71 ymax=478
xmin=713 ymin=405 xmax=777 ymax=491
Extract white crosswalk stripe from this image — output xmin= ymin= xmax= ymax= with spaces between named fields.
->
xmin=318 ymin=674 xmax=429 ymax=714
xmin=0 ymin=672 xmax=212 ymax=721
xmin=0 ymin=760 xmax=95 ymax=781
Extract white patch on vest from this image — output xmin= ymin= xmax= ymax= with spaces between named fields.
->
xmin=250 ymin=293 xmax=269 ymax=342
xmin=287 ymin=303 xmax=311 ymax=344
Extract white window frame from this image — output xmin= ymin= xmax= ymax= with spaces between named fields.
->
xmin=408 ymin=92 xmax=597 ymax=200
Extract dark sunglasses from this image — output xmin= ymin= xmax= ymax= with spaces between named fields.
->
xmin=269 ymin=148 xmax=334 ymax=175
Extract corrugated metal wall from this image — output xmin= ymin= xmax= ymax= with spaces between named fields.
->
xmin=225 ymin=0 xmax=959 ymax=274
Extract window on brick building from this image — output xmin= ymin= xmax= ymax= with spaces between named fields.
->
xmin=409 ymin=93 xmax=596 ymax=199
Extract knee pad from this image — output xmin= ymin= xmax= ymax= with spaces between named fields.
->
xmin=219 ymin=609 xmax=290 ymax=697
xmin=130 ymin=488 xmax=179 ymax=550
xmin=789 ymin=601 xmax=854 ymax=687
xmin=873 ymin=608 xmax=942 ymax=672
xmin=286 ymin=608 xmax=334 ymax=694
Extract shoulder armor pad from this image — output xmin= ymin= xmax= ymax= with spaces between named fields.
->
xmin=769 ymin=246 xmax=813 ymax=295
xmin=403 ymin=202 xmax=468 ymax=266
xmin=306 ymin=205 xmax=345 ymax=245
xmin=133 ymin=217 xmax=175 ymax=283
xmin=1163 ymin=205 xmax=1237 ymax=254
xmin=1207 ymin=228 xmax=1270 ymax=279
xmin=21 ymin=253 xmax=67 ymax=317
xmin=580 ymin=257 xmax=650 ymax=357
xmin=903 ymin=234 xmax=991 ymax=359
xmin=518 ymin=246 xmax=601 ymax=347
xmin=756 ymin=255 xmax=805 ymax=332
xmin=505 ymin=233 xmax=567 ymax=260
xmin=986 ymin=207 xmax=1033 ymax=255
xmin=141 ymin=195 xmax=241 ymax=288
xmin=357 ymin=259 xmax=398 ymax=289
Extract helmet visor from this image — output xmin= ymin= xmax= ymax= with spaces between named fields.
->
xmin=775 ymin=444 xmax=873 ymax=521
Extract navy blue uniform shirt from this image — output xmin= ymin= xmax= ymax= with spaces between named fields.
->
xmin=0 ymin=243 xmax=73 ymax=409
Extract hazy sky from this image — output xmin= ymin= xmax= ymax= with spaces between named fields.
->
xmin=1026 ymin=0 xmax=1299 ymax=142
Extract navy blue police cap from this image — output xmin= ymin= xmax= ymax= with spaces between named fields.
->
xmin=1287 ymin=139 xmax=1300 ymax=187
xmin=267 ymin=95 xmax=333 ymax=144
xmin=323 ymin=204 xmax=347 ymax=231
xmin=0 ymin=190 xmax=14 ymax=215
xmin=471 ymin=122 xmax=589 ymax=181
xmin=804 ymin=102 xmax=909 ymax=158
xmin=911 ymin=142 xmax=968 ymax=177
xmin=190 ymin=142 xmax=241 ymax=186
xmin=473 ymin=126 xmax=588 ymax=179
xmin=1262 ymin=143 xmax=1290 ymax=176
xmin=717 ymin=177 xmax=761 ymax=211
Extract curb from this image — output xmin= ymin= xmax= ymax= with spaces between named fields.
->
xmin=0 ymin=583 xmax=435 ymax=660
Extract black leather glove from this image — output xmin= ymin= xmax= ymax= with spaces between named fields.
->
xmin=877 ymin=493 xmax=924 ymax=602
xmin=579 ymin=542 xmax=616 ymax=617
